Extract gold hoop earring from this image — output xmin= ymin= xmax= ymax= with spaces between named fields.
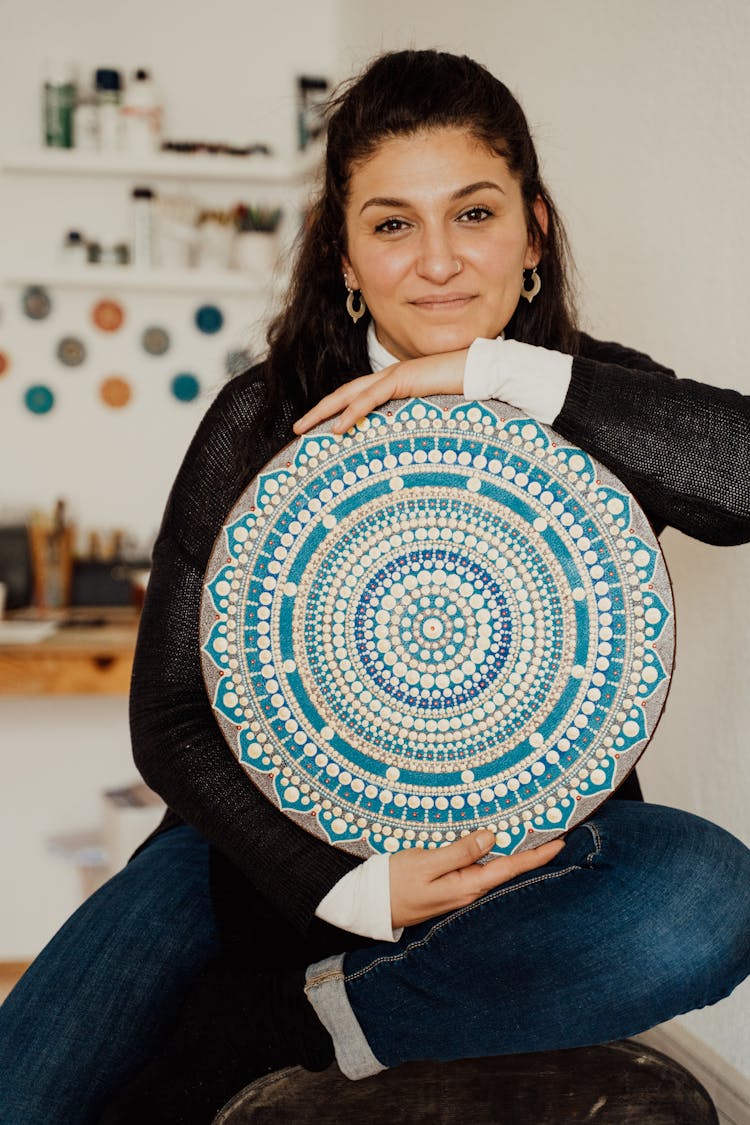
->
xmin=521 ymin=266 xmax=541 ymax=303
xmin=346 ymin=285 xmax=366 ymax=324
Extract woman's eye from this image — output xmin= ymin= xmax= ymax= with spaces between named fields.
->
xmin=458 ymin=206 xmax=493 ymax=223
xmin=374 ymin=217 xmax=409 ymax=234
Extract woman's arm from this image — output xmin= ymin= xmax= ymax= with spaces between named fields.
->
xmin=130 ymin=369 xmax=359 ymax=932
xmin=295 ymin=336 xmax=750 ymax=547
xmin=555 ymin=336 xmax=750 ymax=546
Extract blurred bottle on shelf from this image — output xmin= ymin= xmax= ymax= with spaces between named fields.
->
xmin=43 ymin=59 xmax=76 ymax=148
xmin=131 ymin=186 xmax=158 ymax=267
xmin=95 ymin=68 xmax=124 ymax=152
xmin=121 ymin=68 xmax=163 ymax=154
xmin=296 ymin=75 xmax=329 ymax=151
xmin=73 ymin=81 xmax=100 ymax=151
xmin=61 ymin=229 xmax=88 ymax=267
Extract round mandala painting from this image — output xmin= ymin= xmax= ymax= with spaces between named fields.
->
xmin=200 ymin=397 xmax=674 ymax=858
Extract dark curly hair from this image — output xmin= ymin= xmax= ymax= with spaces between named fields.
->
xmin=263 ymin=49 xmax=578 ymax=415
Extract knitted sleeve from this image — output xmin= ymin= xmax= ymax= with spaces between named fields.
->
xmin=129 ymin=369 xmax=358 ymax=933
xmin=555 ymin=336 xmax=750 ymax=546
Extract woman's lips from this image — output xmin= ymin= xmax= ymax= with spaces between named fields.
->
xmin=409 ymin=293 xmax=476 ymax=310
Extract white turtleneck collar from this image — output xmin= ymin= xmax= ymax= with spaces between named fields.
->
xmin=366 ymin=321 xmax=400 ymax=372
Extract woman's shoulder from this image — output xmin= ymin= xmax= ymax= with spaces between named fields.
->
xmin=198 ymin=359 xmax=299 ymax=442
xmin=575 ymin=332 xmax=676 ymax=378
xmin=209 ymin=360 xmax=271 ymax=415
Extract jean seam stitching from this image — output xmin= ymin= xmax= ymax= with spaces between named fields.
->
xmin=583 ymin=821 xmax=602 ymax=866
xmin=344 ymin=863 xmax=582 ymax=985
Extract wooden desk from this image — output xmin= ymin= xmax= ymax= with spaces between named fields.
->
xmin=0 ymin=608 xmax=139 ymax=695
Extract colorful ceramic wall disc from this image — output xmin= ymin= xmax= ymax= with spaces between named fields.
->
xmin=100 ymin=376 xmax=132 ymax=408
xmin=24 ymin=384 xmax=55 ymax=414
xmin=0 ymin=351 xmax=9 ymax=376
xmin=22 ymin=286 xmax=52 ymax=320
xmin=142 ymin=326 xmax=171 ymax=356
xmin=92 ymin=299 xmax=125 ymax=332
xmin=194 ymin=304 xmax=224 ymax=334
xmin=56 ymin=336 xmax=87 ymax=367
xmin=171 ymin=372 xmax=200 ymax=402
xmin=200 ymin=397 xmax=675 ymax=859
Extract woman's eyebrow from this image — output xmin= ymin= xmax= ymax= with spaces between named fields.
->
xmin=359 ymin=180 xmax=505 ymax=215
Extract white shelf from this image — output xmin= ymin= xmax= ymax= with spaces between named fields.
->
xmin=1 ymin=146 xmax=323 ymax=185
xmin=1 ymin=264 xmax=275 ymax=294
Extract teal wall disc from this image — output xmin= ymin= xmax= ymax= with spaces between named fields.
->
xmin=171 ymin=372 xmax=200 ymax=402
xmin=194 ymin=304 xmax=224 ymax=334
xmin=24 ymin=384 xmax=55 ymax=414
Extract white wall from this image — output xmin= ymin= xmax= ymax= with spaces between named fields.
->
xmin=0 ymin=0 xmax=339 ymax=957
xmin=336 ymin=0 xmax=750 ymax=1079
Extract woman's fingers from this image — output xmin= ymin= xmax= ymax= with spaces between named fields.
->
xmin=450 ymin=838 xmax=566 ymax=899
xmin=293 ymin=373 xmax=384 ymax=434
xmin=332 ymin=372 xmax=401 ymax=433
xmin=293 ymin=350 xmax=467 ymax=435
xmin=389 ymin=832 xmax=567 ymax=929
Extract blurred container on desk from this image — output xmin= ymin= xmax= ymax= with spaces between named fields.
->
xmin=28 ymin=500 xmax=75 ymax=609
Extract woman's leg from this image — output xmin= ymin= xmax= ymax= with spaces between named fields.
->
xmin=306 ymin=801 xmax=750 ymax=1078
xmin=0 ymin=824 xmax=221 ymax=1125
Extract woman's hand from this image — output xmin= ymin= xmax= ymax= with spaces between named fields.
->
xmin=293 ymin=349 xmax=469 ymax=436
xmin=389 ymin=829 xmax=565 ymax=929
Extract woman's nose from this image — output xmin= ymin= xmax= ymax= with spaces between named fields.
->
xmin=415 ymin=228 xmax=463 ymax=283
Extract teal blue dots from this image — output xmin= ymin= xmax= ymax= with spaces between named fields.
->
xmin=194 ymin=304 xmax=224 ymax=334
xmin=24 ymin=384 xmax=55 ymax=414
xmin=171 ymin=372 xmax=200 ymax=402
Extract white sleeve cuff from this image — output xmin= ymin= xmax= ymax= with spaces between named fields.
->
xmin=315 ymin=853 xmax=404 ymax=942
xmin=464 ymin=337 xmax=573 ymax=426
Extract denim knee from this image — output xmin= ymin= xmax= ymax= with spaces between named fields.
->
xmin=586 ymin=801 xmax=750 ymax=1009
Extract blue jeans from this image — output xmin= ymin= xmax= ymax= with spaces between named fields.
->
xmin=305 ymin=801 xmax=750 ymax=1078
xmin=1 ymin=803 xmax=748 ymax=1122
xmin=0 ymin=825 xmax=221 ymax=1125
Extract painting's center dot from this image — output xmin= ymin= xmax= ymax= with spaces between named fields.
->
xmin=422 ymin=617 xmax=444 ymax=639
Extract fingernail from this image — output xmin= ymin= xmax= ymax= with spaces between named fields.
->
xmin=477 ymin=830 xmax=494 ymax=849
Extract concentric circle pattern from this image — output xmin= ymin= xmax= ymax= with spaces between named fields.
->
xmin=200 ymin=397 xmax=674 ymax=857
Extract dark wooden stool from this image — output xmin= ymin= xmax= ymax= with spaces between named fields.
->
xmin=213 ymin=1039 xmax=718 ymax=1124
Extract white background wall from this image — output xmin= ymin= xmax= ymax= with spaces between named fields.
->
xmin=1 ymin=0 xmax=748 ymax=1085
xmin=0 ymin=0 xmax=340 ymax=954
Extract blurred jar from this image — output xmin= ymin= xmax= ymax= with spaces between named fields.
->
xmin=121 ymin=68 xmax=162 ymax=154
xmin=43 ymin=59 xmax=76 ymax=148
xmin=95 ymin=68 xmax=124 ymax=152
xmin=73 ymin=83 xmax=100 ymax=151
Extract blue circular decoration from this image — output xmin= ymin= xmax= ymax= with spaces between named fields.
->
xmin=171 ymin=372 xmax=200 ymax=402
xmin=200 ymin=397 xmax=674 ymax=859
xmin=24 ymin=384 xmax=55 ymax=414
xmin=194 ymin=304 xmax=224 ymax=335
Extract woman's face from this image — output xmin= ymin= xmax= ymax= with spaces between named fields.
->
xmin=342 ymin=127 xmax=543 ymax=362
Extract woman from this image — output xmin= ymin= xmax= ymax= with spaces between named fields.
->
xmin=1 ymin=49 xmax=749 ymax=1125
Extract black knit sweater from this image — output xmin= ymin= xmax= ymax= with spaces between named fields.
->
xmin=130 ymin=334 xmax=750 ymax=935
